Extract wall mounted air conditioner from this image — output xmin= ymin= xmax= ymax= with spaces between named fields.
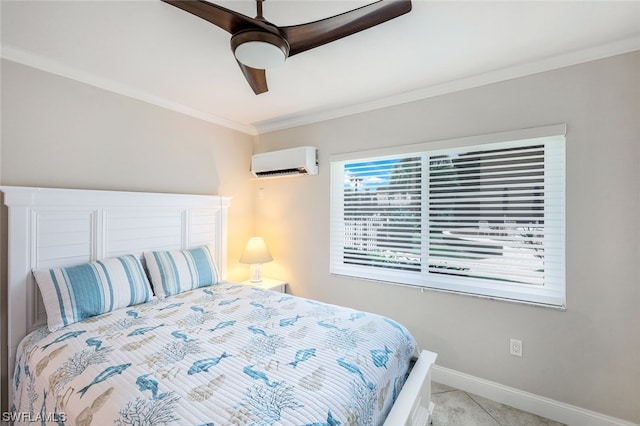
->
xmin=251 ymin=146 xmax=318 ymax=178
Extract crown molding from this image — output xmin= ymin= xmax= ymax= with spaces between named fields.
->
xmin=0 ymin=46 xmax=258 ymax=136
xmin=253 ymin=36 xmax=640 ymax=135
xmin=3 ymin=36 xmax=639 ymax=137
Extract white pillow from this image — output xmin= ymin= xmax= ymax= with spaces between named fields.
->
xmin=144 ymin=245 xmax=219 ymax=298
xmin=33 ymin=255 xmax=154 ymax=332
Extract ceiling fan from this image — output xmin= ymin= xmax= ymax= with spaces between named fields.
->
xmin=162 ymin=0 xmax=412 ymax=95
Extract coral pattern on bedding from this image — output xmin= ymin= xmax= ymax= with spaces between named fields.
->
xmin=13 ymin=284 xmax=418 ymax=425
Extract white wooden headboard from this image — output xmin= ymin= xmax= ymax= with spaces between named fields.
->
xmin=1 ymin=186 xmax=231 ymax=403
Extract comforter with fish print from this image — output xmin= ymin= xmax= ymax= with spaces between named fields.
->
xmin=13 ymin=283 xmax=418 ymax=425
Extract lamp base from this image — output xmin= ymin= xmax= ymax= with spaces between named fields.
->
xmin=249 ymin=264 xmax=263 ymax=283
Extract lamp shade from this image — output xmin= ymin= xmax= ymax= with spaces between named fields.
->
xmin=239 ymin=237 xmax=273 ymax=264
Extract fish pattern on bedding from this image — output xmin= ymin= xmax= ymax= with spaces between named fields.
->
xmin=12 ymin=284 xmax=418 ymax=425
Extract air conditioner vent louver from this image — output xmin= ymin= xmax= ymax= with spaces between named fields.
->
xmin=254 ymin=168 xmax=307 ymax=177
xmin=251 ymin=147 xmax=318 ymax=178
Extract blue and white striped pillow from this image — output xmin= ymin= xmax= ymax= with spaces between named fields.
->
xmin=33 ymin=255 xmax=154 ymax=332
xmin=144 ymin=246 xmax=219 ymax=298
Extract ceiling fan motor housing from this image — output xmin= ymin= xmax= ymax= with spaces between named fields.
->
xmin=231 ymin=30 xmax=290 ymax=69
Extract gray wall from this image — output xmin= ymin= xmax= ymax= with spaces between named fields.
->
xmin=0 ymin=59 xmax=256 ymax=411
xmin=254 ymin=51 xmax=640 ymax=423
xmin=1 ymin=51 xmax=639 ymax=422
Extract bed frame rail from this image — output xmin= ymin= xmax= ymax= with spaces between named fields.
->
xmin=385 ymin=350 xmax=438 ymax=426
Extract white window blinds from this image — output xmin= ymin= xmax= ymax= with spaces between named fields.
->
xmin=330 ymin=128 xmax=565 ymax=307
xmin=332 ymin=156 xmax=424 ymax=284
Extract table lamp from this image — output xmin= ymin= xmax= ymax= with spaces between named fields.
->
xmin=239 ymin=237 xmax=273 ymax=283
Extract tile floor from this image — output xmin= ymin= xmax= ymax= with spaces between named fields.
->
xmin=431 ymin=382 xmax=566 ymax=426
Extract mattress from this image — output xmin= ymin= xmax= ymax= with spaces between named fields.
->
xmin=13 ymin=283 xmax=418 ymax=425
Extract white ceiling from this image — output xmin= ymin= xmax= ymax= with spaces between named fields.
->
xmin=2 ymin=1 xmax=639 ymax=135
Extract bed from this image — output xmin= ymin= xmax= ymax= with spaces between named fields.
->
xmin=2 ymin=186 xmax=437 ymax=425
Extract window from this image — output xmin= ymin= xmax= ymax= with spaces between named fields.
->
xmin=330 ymin=126 xmax=566 ymax=307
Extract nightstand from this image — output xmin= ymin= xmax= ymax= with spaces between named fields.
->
xmin=241 ymin=277 xmax=287 ymax=293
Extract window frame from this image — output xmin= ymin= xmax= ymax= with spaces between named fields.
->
xmin=329 ymin=125 xmax=566 ymax=308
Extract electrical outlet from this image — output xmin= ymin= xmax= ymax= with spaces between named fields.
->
xmin=510 ymin=338 xmax=523 ymax=357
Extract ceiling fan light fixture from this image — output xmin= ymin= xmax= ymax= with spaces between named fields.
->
xmin=231 ymin=31 xmax=289 ymax=70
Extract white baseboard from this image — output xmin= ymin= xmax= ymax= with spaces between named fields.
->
xmin=431 ymin=365 xmax=638 ymax=426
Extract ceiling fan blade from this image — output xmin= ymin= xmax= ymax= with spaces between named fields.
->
xmin=237 ymin=61 xmax=269 ymax=94
xmin=281 ymin=0 xmax=412 ymax=57
xmin=162 ymin=0 xmax=274 ymax=34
